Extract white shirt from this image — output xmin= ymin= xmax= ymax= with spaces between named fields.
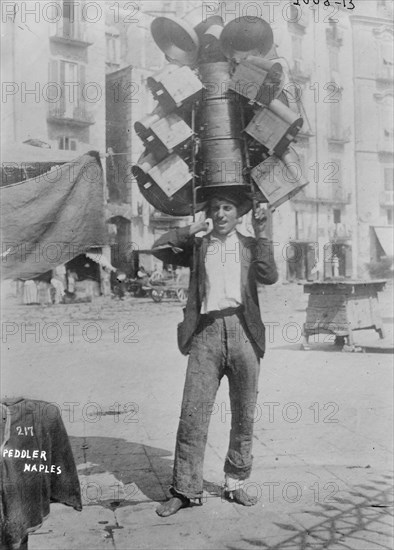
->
xmin=201 ymin=230 xmax=242 ymax=314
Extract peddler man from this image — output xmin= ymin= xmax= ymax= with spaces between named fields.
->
xmin=152 ymin=188 xmax=278 ymax=517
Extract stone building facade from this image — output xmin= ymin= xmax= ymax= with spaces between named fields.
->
xmin=2 ymin=0 xmax=106 ymax=155
xmin=1 ymin=0 xmax=110 ymax=294
xmin=104 ymin=1 xmax=195 ymax=274
xmin=245 ymin=0 xmax=393 ymax=281
xmin=3 ymin=1 xmax=392 ymax=281
xmin=104 ymin=1 xmax=393 ymax=280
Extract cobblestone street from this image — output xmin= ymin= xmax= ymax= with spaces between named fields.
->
xmin=1 ymin=282 xmax=393 ymax=549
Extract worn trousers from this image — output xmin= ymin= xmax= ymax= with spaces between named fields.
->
xmin=172 ymin=311 xmax=261 ymax=499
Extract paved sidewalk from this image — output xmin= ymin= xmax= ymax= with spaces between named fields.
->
xmin=2 ymin=283 xmax=393 ymax=549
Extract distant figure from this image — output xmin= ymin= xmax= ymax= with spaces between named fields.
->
xmin=137 ymin=265 xmax=148 ymax=279
xmin=150 ymin=265 xmax=163 ymax=283
xmin=67 ymin=270 xmax=77 ymax=293
xmin=54 ymin=264 xmax=67 ymax=289
xmin=332 ymin=254 xmax=340 ymax=278
xmin=37 ymin=281 xmax=51 ymax=306
xmin=22 ymin=280 xmax=38 ymax=305
xmin=115 ymin=272 xmax=126 ymax=300
xmin=50 ymin=278 xmax=65 ymax=304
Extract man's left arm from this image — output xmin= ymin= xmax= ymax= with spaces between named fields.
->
xmin=151 ymin=220 xmax=209 ymax=267
xmin=251 ymin=205 xmax=278 ymax=285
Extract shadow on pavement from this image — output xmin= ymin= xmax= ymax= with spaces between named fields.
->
xmin=69 ymin=436 xmax=222 ymax=507
xmin=226 ymin=473 xmax=394 ymax=550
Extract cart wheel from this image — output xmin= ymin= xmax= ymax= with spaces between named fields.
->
xmin=134 ymin=286 xmax=145 ymax=298
xmin=151 ymin=289 xmax=164 ymax=302
xmin=176 ymin=288 xmax=188 ymax=304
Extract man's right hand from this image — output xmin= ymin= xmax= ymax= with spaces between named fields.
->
xmin=190 ymin=219 xmax=211 ymax=236
xmin=252 ymin=203 xmax=272 ymax=239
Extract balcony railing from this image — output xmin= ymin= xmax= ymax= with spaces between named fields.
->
xmin=321 ymin=188 xmax=350 ymax=204
xmin=50 ymin=19 xmax=91 ymax=46
xmin=378 ymin=136 xmax=394 ymax=153
xmin=288 ymin=5 xmax=309 ymax=29
xmin=380 ymin=191 xmax=394 ymax=205
xmin=292 ymin=187 xmax=350 ymax=204
xmin=328 ymin=224 xmax=352 ymax=241
xmin=326 ymin=25 xmax=344 ymax=47
xmin=48 ymin=103 xmax=95 ymax=126
xmin=376 ymin=64 xmax=393 ymax=81
xmin=328 ymin=128 xmax=351 ymax=144
xmin=377 ymin=3 xmax=394 ymax=19
xmin=291 ymin=59 xmax=311 ymax=82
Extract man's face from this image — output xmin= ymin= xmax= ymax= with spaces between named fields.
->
xmin=210 ymin=198 xmax=239 ymax=237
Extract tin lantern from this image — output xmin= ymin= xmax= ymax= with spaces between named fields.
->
xmin=245 ymin=99 xmax=303 ymax=157
xmin=132 ymin=152 xmax=198 ymax=217
xmin=130 ymin=14 xmax=309 ymax=217
xmin=147 ymin=65 xmax=203 ymax=113
xmin=251 ymin=148 xmax=309 ymax=209
xmin=229 ymin=56 xmax=283 ymax=106
xmin=135 ymin=110 xmax=193 ymax=156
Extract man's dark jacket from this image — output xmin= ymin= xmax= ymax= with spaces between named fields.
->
xmin=153 ymin=226 xmax=278 ymax=357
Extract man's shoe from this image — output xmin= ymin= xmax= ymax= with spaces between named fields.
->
xmin=156 ymin=495 xmax=190 ymax=517
xmin=224 ymin=488 xmax=257 ymax=506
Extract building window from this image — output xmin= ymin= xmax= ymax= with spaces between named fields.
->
xmin=329 ymin=47 xmax=342 ymax=95
xmin=383 ymin=167 xmax=394 ymax=204
xmin=379 ymin=40 xmax=394 ymax=80
xmin=63 ymin=0 xmax=75 ymax=37
xmin=292 ymin=35 xmax=302 ymax=61
xmin=331 ymin=159 xmax=343 ymax=200
xmin=289 ymin=5 xmax=308 ymax=28
xmin=333 ymin=209 xmax=341 ymax=224
xmin=381 ymin=98 xmax=393 ymax=141
xmin=326 ymin=22 xmax=343 ymax=47
xmin=330 ymin=101 xmax=342 ymax=140
xmin=329 ymin=48 xmax=339 ymax=72
xmin=59 ymin=137 xmax=77 ymax=151
xmin=48 ymin=59 xmax=87 ymax=121
xmin=54 ymin=0 xmax=85 ymax=41
xmin=295 ymin=211 xmax=304 ymax=240
xmin=63 ymin=61 xmax=79 ymax=118
xmin=387 ymin=208 xmax=393 ymax=225
xmin=291 ymin=34 xmax=306 ymax=76
xmin=375 ymin=91 xmax=393 ymax=149
xmin=106 ymin=33 xmax=120 ymax=65
xmin=384 ymin=168 xmax=394 ymax=191
xmin=382 ymin=44 xmax=393 ymax=66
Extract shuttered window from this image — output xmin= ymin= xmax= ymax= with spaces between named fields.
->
xmin=48 ymin=59 xmax=86 ymax=120
xmin=58 ymin=137 xmax=77 ymax=150
xmin=384 ymin=168 xmax=393 ymax=191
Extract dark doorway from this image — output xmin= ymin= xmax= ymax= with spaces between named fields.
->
xmin=287 ymin=242 xmax=317 ymax=282
xmin=66 ymin=254 xmax=100 ymax=283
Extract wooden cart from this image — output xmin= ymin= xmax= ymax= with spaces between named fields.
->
xmin=302 ymin=280 xmax=387 ymax=352
xmin=144 ymin=270 xmax=189 ymax=304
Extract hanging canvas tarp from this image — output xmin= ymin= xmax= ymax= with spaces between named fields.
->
xmin=1 ymin=151 xmax=108 ymax=280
